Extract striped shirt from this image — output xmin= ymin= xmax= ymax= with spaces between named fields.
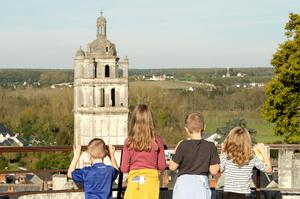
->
xmin=220 ymin=153 xmax=266 ymax=194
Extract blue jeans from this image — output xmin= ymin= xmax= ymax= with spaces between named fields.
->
xmin=173 ymin=174 xmax=211 ymax=199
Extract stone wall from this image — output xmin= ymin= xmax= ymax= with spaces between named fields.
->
xmin=279 ymin=150 xmax=300 ymax=199
xmin=19 ymin=192 xmax=85 ymax=199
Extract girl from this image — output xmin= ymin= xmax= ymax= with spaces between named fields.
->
xmin=221 ymin=127 xmax=272 ymax=199
xmin=169 ymin=112 xmax=220 ymax=199
xmin=120 ymin=104 xmax=167 ymax=199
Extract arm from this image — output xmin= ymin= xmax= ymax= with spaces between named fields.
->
xmin=169 ymin=159 xmax=179 ymax=171
xmin=120 ymin=144 xmax=130 ymax=173
xmin=67 ymin=145 xmax=81 ymax=178
xmin=108 ymin=145 xmax=119 ymax=170
xmin=256 ymin=143 xmax=272 ymax=173
xmin=209 ymin=143 xmax=220 ymax=176
xmin=157 ymin=137 xmax=167 ymax=171
xmin=169 ymin=140 xmax=183 ymax=171
xmin=209 ymin=164 xmax=220 ymax=176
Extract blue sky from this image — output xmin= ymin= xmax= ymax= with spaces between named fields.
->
xmin=0 ymin=0 xmax=299 ymax=69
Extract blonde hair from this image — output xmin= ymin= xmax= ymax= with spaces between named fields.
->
xmin=87 ymin=138 xmax=107 ymax=159
xmin=127 ymin=104 xmax=156 ymax=152
xmin=223 ymin=127 xmax=253 ymax=167
xmin=185 ymin=112 xmax=205 ymax=134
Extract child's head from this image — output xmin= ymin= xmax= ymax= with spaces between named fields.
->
xmin=127 ymin=104 xmax=155 ymax=152
xmin=87 ymin=138 xmax=107 ymax=160
xmin=184 ymin=112 xmax=205 ymax=135
xmin=223 ymin=127 xmax=253 ymax=167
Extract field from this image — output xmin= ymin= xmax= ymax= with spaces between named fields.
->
xmin=129 ymin=80 xmax=213 ymax=90
xmin=129 ymin=80 xmax=282 ymax=143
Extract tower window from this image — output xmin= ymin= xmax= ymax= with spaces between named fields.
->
xmin=105 ymin=65 xmax=110 ymax=77
xmin=94 ymin=62 xmax=97 ymax=78
xmin=106 ymin=47 xmax=109 ymax=52
xmin=100 ymin=88 xmax=105 ymax=107
xmin=111 ymin=88 xmax=115 ymax=107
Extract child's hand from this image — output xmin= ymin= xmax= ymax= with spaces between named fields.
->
xmin=73 ymin=145 xmax=82 ymax=159
xmin=108 ymin=145 xmax=115 ymax=156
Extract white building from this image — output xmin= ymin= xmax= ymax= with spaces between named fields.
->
xmin=73 ymin=13 xmax=129 ymax=161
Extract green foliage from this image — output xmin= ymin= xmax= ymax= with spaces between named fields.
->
xmin=215 ymin=118 xmax=257 ymax=143
xmin=35 ymin=152 xmax=72 ymax=170
xmin=263 ymin=13 xmax=300 ymax=143
xmin=0 ymin=155 xmax=8 ymax=169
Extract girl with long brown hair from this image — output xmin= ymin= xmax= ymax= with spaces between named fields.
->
xmin=120 ymin=104 xmax=167 ymax=199
xmin=221 ymin=127 xmax=272 ymax=199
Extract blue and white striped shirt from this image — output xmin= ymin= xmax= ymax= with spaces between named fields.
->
xmin=220 ymin=153 xmax=266 ymax=194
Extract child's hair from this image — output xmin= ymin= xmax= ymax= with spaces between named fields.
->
xmin=87 ymin=138 xmax=108 ymax=159
xmin=223 ymin=127 xmax=253 ymax=167
xmin=185 ymin=112 xmax=205 ymax=134
xmin=127 ymin=104 xmax=156 ymax=152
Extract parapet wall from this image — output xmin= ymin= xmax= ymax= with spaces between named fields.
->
xmin=19 ymin=192 xmax=84 ymax=199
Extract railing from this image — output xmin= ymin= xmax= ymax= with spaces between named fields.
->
xmin=0 ymin=145 xmax=300 ymax=199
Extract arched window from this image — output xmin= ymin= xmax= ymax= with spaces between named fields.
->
xmin=105 ymin=65 xmax=110 ymax=77
xmin=94 ymin=61 xmax=97 ymax=78
xmin=111 ymin=88 xmax=115 ymax=107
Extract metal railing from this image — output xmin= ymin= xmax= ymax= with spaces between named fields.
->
xmin=0 ymin=144 xmax=300 ymax=199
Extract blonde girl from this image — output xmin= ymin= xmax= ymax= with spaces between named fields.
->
xmin=120 ymin=104 xmax=167 ymax=199
xmin=221 ymin=127 xmax=272 ymax=199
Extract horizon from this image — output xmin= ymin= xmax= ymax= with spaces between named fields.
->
xmin=0 ymin=0 xmax=299 ymax=69
xmin=0 ymin=66 xmax=274 ymax=70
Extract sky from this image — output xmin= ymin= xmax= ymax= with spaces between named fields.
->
xmin=0 ymin=0 xmax=299 ymax=69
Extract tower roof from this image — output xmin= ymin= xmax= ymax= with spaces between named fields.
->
xmin=97 ymin=11 xmax=106 ymax=24
xmin=75 ymin=46 xmax=85 ymax=58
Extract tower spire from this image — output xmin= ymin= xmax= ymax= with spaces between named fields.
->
xmin=97 ymin=11 xmax=107 ymax=38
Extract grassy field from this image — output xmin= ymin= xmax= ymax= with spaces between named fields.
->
xmin=129 ymin=80 xmax=282 ymax=144
xmin=203 ymin=110 xmax=282 ymax=143
xmin=129 ymin=80 xmax=212 ymax=89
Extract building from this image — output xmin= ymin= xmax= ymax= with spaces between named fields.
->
xmin=73 ymin=13 xmax=129 ymax=165
xmin=0 ymin=123 xmax=26 ymax=147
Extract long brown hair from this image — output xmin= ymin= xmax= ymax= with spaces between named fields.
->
xmin=126 ymin=104 xmax=156 ymax=152
xmin=223 ymin=127 xmax=253 ymax=167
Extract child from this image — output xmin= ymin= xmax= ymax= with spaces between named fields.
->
xmin=67 ymin=138 xmax=119 ymax=199
xmin=169 ymin=112 xmax=220 ymax=199
xmin=120 ymin=104 xmax=167 ymax=199
xmin=220 ymin=127 xmax=272 ymax=199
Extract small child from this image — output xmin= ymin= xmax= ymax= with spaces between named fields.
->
xmin=120 ymin=104 xmax=167 ymax=199
xmin=169 ymin=112 xmax=220 ymax=199
xmin=67 ymin=138 xmax=119 ymax=199
xmin=220 ymin=127 xmax=272 ymax=199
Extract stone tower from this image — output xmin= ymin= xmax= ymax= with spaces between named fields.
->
xmin=74 ymin=13 xmax=129 ymax=152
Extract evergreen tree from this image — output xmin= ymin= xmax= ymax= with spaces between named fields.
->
xmin=263 ymin=13 xmax=300 ymax=143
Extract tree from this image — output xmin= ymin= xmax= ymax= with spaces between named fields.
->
xmin=263 ymin=13 xmax=300 ymax=143
xmin=215 ymin=118 xmax=257 ymax=143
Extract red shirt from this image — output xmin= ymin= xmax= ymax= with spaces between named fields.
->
xmin=120 ymin=135 xmax=167 ymax=173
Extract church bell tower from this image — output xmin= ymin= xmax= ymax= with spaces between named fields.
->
xmin=73 ymin=13 xmax=129 ymax=156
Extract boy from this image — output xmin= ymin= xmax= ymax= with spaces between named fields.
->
xmin=67 ymin=138 xmax=119 ymax=199
xmin=169 ymin=112 xmax=220 ymax=199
